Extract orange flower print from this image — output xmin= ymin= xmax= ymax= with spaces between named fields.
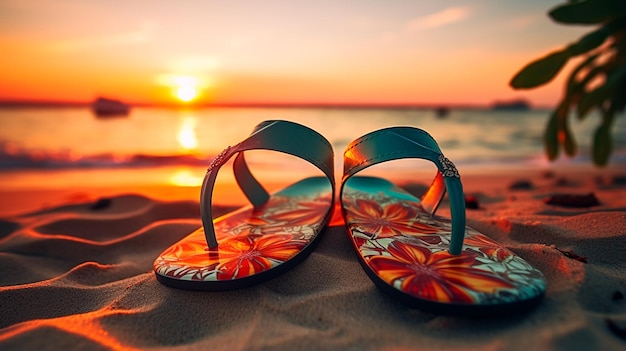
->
xmin=269 ymin=196 xmax=332 ymax=227
xmin=345 ymin=199 xmax=439 ymax=238
xmin=219 ymin=209 xmax=283 ymax=237
xmin=463 ymin=234 xmax=513 ymax=262
xmin=215 ymin=234 xmax=307 ymax=280
xmin=369 ymin=241 xmax=514 ymax=303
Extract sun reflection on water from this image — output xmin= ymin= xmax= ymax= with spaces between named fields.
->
xmin=170 ymin=168 xmax=203 ymax=187
xmin=177 ymin=116 xmax=198 ymax=153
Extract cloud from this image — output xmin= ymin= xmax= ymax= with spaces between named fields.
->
xmin=407 ymin=6 xmax=471 ymax=30
xmin=508 ymin=14 xmax=541 ymax=30
xmin=48 ymin=21 xmax=156 ymax=52
xmin=171 ymin=56 xmax=221 ymax=73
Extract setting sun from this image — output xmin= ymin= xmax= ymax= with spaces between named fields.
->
xmin=176 ymin=85 xmax=197 ymax=102
xmin=157 ymin=75 xmax=203 ymax=103
xmin=172 ymin=76 xmax=199 ymax=103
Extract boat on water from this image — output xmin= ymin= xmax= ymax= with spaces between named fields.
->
xmin=91 ymin=97 xmax=130 ymax=117
xmin=491 ymin=99 xmax=531 ymax=111
xmin=434 ymin=106 xmax=450 ymax=118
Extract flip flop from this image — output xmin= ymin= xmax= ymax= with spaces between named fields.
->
xmin=340 ymin=127 xmax=546 ymax=315
xmin=154 ymin=120 xmax=335 ymax=290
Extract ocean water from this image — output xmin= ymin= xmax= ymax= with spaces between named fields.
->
xmin=1 ymin=106 xmax=625 ymax=189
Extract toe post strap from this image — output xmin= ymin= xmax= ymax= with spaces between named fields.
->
xmin=201 ymin=120 xmax=335 ymax=249
xmin=341 ymin=127 xmax=466 ymax=255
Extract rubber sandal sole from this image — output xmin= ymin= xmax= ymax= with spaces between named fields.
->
xmin=154 ymin=177 xmax=332 ymax=290
xmin=342 ymin=176 xmax=546 ymax=316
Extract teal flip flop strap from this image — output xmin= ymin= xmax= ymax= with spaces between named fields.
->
xmin=341 ymin=127 xmax=465 ymax=255
xmin=201 ymin=120 xmax=335 ymax=248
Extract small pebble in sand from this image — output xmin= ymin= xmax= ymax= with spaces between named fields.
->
xmin=90 ymin=198 xmax=112 ymax=211
xmin=465 ymin=195 xmax=480 ymax=209
xmin=544 ymin=193 xmax=600 ymax=207
xmin=612 ymin=175 xmax=626 ymax=186
xmin=509 ymin=180 xmax=533 ymax=190
xmin=554 ymin=177 xmax=573 ymax=187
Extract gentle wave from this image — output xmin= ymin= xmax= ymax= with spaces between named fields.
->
xmin=0 ymin=147 xmax=211 ymax=170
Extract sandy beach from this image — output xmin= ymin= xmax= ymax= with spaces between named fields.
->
xmin=1 ymin=165 xmax=625 ymax=350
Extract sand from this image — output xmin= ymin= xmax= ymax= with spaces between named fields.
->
xmin=1 ymin=166 xmax=626 ymax=350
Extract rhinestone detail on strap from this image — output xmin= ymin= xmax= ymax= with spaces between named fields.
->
xmin=439 ymin=155 xmax=460 ymax=178
xmin=207 ymin=146 xmax=232 ymax=172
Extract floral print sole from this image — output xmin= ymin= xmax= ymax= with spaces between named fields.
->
xmin=342 ymin=177 xmax=546 ymax=309
xmin=154 ymin=179 xmax=332 ymax=287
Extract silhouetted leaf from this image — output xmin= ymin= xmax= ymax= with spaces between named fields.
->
xmin=510 ymin=50 xmax=570 ymax=89
xmin=593 ymin=123 xmax=613 ymax=166
xmin=607 ymin=67 xmax=626 ymax=112
xmin=569 ymin=65 xmax=605 ymax=120
xmin=577 ymin=84 xmax=609 ymax=118
xmin=553 ymin=102 xmax=578 ymax=158
xmin=565 ymin=54 xmax=601 ymax=119
xmin=549 ymin=0 xmax=625 ymax=25
xmin=567 ymin=27 xmax=611 ymax=56
xmin=577 ymin=66 xmax=624 ymax=118
xmin=612 ymin=83 xmax=626 ymax=112
xmin=567 ymin=53 xmax=600 ymax=90
xmin=563 ymin=122 xmax=577 ymax=157
xmin=545 ymin=113 xmax=560 ymax=160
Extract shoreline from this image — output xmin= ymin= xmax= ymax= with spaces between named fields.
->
xmin=2 ymin=163 xmax=623 ymax=217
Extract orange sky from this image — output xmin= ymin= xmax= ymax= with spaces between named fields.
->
xmin=0 ymin=0 xmax=588 ymax=107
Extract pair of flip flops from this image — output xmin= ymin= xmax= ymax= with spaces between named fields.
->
xmin=153 ymin=120 xmax=546 ymax=315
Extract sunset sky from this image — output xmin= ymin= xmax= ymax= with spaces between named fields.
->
xmin=0 ymin=0 xmax=589 ymax=107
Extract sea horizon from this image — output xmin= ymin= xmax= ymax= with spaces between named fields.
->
xmin=0 ymin=97 xmax=555 ymax=111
